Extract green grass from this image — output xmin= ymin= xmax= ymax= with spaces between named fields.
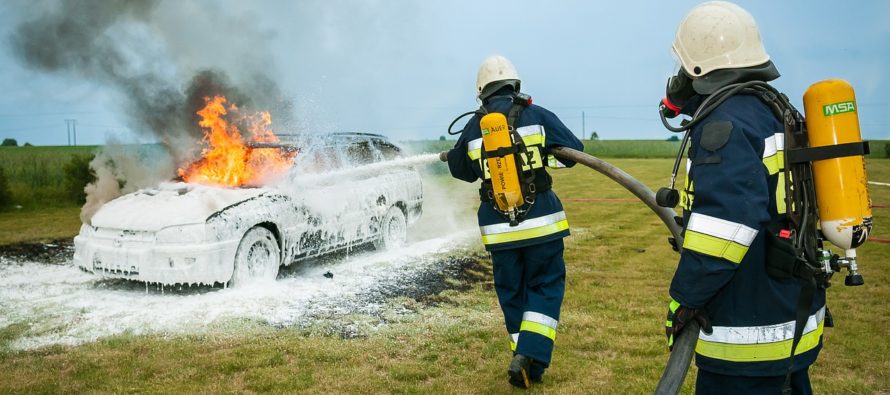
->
xmin=0 ymin=206 xmax=83 ymax=244
xmin=0 ymin=144 xmax=174 ymax=210
xmin=401 ymin=139 xmax=683 ymax=158
xmin=581 ymin=140 xmax=682 ymax=158
xmin=0 ymin=145 xmax=97 ymax=209
xmin=1 ymin=158 xmax=888 ymax=393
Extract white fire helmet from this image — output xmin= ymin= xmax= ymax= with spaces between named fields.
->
xmin=476 ymin=55 xmax=520 ymax=99
xmin=672 ymin=1 xmax=770 ymax=77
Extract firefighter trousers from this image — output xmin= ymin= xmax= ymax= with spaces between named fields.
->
xmin=491 ymin=238 xmax=566 ymax=375
xmin=696 ymin=368 xmax=813 ymax=395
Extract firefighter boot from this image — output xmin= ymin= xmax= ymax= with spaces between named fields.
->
xmin=529 ymin=361 xmax=545 ymax=383
xmin=508 ymin=354 xmax=532 ymax=389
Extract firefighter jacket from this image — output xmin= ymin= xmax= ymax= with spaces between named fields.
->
xmin=446 ymin=95 xmax=584 ymax=251
xmin=670 ymin=93 xmax=827 ymax=376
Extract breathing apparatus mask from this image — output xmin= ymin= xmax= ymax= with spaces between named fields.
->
xmin=660 ymin=69 xmax=697 ymax=120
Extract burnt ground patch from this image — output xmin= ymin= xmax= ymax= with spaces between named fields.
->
xmin=0 ymin=239 xmax=73 ymax=265
xmin=374 ymin=253 xmax=492 ymax=306
xmin=278 ymin=250 xmax=494 ymax=339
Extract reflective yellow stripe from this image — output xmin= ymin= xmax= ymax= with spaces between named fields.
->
xmin=468 ymin=148 xmax=481 ymax=160
xmin=481 ymin=219 xmax=569 ymax=245
xmin=682 ymin=230 xmax=749 ymax=264
xmin=521 ymin=134 xmax=544 ymax=146
xmin=696 ymin=321 xmax=824 ymax=362
xmin=681 ymin=179 xmax=694 ymax=211
xmin=509 ymin=333 xmax=519 ymax=351
xmin=473 ymin=145 xmax=545 ymax=179
xmin=520 ymin=321 xmax=557 ymax=341
xmin=547 ymin=154 xmax=566 ymax=169
xmin=763 ymin=154 xmax=781 ymax=175
xmin=776 ymin=172 xmax=787 ymax=214
xmin=669 ymin=299 xmax=680 ymax=312
xmin=517 ymin=146 xmax=545 ymax=172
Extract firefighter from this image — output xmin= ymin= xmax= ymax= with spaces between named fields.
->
xmin=661 ymin=2 xmax=826 ymax=393
xmin=440 ymin=55 xmax=583 ymax=389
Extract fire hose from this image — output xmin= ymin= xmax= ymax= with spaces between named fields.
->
xmin=548 ymin=147 xmax=696 ymax=395
xmin=440 ymin=146 xmax=698 ymax=393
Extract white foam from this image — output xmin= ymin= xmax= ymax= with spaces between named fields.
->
xmin=0 ymin=231 xmax=474 ymax=350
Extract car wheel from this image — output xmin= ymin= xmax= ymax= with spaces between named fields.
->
xmin=230 ymin=226 xmax=280 ymax=287
xmin=374 ymin=206 xmax=407 ymax=251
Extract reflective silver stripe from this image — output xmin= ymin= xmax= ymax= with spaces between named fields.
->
xmin=700 ymin=306 xmax=825 ymax=344
xmin=480 ymin=211 xmax=567 ymax=236
xmin=774 ymin=132 xmax=785 ymax=151
xmin=469 ymin=125 xmax=542 ymax=152
xmin=522 ymin=311 xmax=558 ymax=330
xmin=510 ymin=333 xmax=519 ymax=344
xmin=516 ymin=124 xmax=545 ymax=138
xmin=687 ymin=213 xmax=758 ymax=246
xmin=547 ymin=155 xmax=567 ymax=168
xmin=763 ymin=134 xmax=778 ymax=159
xmin=468 ymin=137 xmax=483 ymax=152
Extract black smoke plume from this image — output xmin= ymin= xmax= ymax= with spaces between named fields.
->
xmin=7 ymin=0 xmax=292 ymax=163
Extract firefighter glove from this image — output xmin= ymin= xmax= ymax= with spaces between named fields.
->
xmin=665 ymin=299 xmax=712 ymax=350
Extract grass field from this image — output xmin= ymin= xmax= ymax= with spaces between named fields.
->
xmin=404 ymin=139 xmax=683 ymax=159
xmin=0 ymin=145 xmax=98 ymax=209
xmin=1 ymin=158 xmax=888 ymax=393
xmin=2 ymin=140 xmax=887 ymax=210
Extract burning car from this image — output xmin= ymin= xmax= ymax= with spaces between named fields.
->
xmin=73 ymin=132 xmax=423 ymax=286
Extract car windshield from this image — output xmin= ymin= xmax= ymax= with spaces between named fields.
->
xmin=288 ymin=134 xmax=402 ymax=173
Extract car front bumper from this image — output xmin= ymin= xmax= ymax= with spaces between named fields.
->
xmin=73 ymin=234 xmax=240 ymax=285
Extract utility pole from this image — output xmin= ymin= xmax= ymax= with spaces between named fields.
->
xmin=65 ymin=119 xmax=78 ymax=146
xmin=582 ymin=111 xmax=586 ymax=139
xmin=65 ymin=119 xmax=71 ymax=146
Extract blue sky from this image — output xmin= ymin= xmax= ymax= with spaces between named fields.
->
xmin=0 ymin=0 xmax=888 ymax=146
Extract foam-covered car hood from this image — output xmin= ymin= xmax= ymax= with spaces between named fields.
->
xmin=89 ymin=182 xmax=268 ymax=232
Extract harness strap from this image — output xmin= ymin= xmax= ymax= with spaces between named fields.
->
xmin=479 ymin=169 xmax=551 ymax=202
xmin=787 ymin=141 xmax=870 ymax=164
xmin=477 ymin=95 xmax=552 ymax=223
xmin=485 ymin=145 xmax=522 ymax=157
xmin=782 ymin=272 xmax=817 ymax=394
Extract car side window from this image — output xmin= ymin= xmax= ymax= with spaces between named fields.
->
xmin=375 ymin=141 xmax=402 ymax=161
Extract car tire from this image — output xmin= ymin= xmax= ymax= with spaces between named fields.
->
xmin=374 ymin=206 xmax=407 ymax=251
xmin=230 ymin=226 xmax=280 ymax=287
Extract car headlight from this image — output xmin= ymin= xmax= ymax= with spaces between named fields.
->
xmin=78 ymin=224 xmax=96 ymax=237
xmin=155 ymin=224 xmax=207 ymax=244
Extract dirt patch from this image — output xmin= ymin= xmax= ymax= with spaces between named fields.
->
xmin=375 ymin=253 xmax=492 ymax=306
xmin=0 ymin=239 xmax=73 ymax=265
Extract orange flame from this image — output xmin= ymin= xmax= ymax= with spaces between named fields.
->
xmin=178 ymin=96 xmax=294 ymax=187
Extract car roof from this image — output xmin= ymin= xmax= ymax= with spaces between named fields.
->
xmin=253 ymin=133 xmax=400 ymax=152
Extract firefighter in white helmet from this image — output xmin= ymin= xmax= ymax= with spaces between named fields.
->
xmin=441 ymin=55 xmax=583 ymax=389
xmin=660 ymin=2 xmax=826 ymax=394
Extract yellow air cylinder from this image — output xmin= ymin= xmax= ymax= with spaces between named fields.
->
xmin=803 ymin=79 xmax=872 ymax=251
xmin=480 ymin=113 xmax=523 ymax=213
